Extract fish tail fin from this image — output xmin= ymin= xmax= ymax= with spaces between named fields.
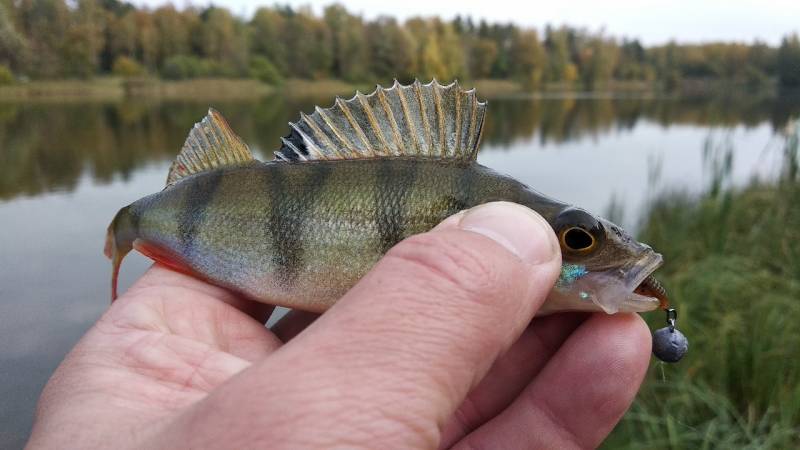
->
xmin=105 ymin=207 xmax=135 ymax=302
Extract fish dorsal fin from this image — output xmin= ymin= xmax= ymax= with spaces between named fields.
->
xmin=166 ymin=108 xmax=255 ymax=186
xmin=275 ymin=79 xmax=486 ymax=163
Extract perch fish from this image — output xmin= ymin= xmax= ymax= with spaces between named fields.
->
xmin=106 ymin=80 xmax=671 ymax=318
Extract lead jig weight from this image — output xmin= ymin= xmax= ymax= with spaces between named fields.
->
xmin=652 ymin=308 xmax=688 ymax=362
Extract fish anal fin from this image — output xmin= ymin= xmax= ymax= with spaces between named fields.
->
xmin=166 ymin=108 xmax=256 ymax=187
xmin=275 ymin=80 xmax=486 ymax=164
xmin=133 ymin=240 xmax=200 ymax=280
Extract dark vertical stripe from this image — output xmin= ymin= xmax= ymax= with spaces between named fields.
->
xmin=454 ymin=162 xmax=475 ymax=212
xmin=267 ymin=163 xmax=332 ymax=285
xmin=177 ymin=170 xmax=223 ymax=258
xmin=129 ymin=204 xmax=141 ymax=235
xmin=375 ymin=159 xmax=416 ymax=254
xmin=425 ymin=161 xmax=472 ymax=227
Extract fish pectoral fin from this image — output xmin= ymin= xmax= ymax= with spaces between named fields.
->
xmin=166 ymin=108 xmax=256 ymax=187
xmin=274 ymin=79 xmax=486 ymax=163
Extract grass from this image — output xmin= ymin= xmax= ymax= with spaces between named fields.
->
xmin=0 ymin=77 xmax=276 ymax=102
xmin=0 ymin=77 xmax=404 ymax=102
xmin=468 ymin=79 xmax=523 ymax=97
xmin=0 ymin=78 xmax=125 ymax=101
xmin=279 ymin=78 xmax=373 ymax=99
xmin=123 ymin=78 xmax=273 ymax=100
xmin=0 ymin=77 xmax=665 ymax=103
xmin=603 ymin=125 xmax=800 ymax=449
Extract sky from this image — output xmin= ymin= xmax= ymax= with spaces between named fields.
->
xmin=134 ymin=0 xmax=800 ymax=46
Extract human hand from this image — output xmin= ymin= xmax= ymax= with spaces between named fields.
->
xmin=28 ymin=202 xmax=651 ymax=449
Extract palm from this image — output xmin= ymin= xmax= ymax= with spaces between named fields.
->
xmin=31 ymin=244 xmax=649 ymax=450
xmin=34 ymin=267 xmax=280 ymax=446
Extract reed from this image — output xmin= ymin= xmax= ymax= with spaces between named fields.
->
xmin=605 ymin=123 xmax=800 ymax=449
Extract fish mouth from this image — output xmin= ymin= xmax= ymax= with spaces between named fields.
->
xmin=621 ymin=251 xmax=666 ymax=312
xmin=543 ymin=250 xmax=667 ymax=315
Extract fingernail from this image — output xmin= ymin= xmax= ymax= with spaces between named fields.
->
xmin=457 ymin=202 xmax=559 ymax=265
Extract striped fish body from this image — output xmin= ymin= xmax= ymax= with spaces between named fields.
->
xmin=115 ymin=158 xmax=562 ymax=311
xmin=108 ymin=81 xmax=667 ymax=322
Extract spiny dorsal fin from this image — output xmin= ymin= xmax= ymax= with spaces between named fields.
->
xmin=275 ymin=79 xmax=486 ymax=163
xmin=166 ymin=108 xmax=255 ymax=186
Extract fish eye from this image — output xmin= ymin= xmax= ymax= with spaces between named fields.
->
xmin=554 ymin=208 xmax=605 ymax=255
xmin=561 ymin=227 xmax=596 ymax=252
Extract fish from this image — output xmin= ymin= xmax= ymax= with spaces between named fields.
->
xmin=105 ymin=80 xmax=669 ymax=316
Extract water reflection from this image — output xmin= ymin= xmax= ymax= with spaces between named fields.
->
xmin=1 ymin=94 xmax=799 ymax=448
xmin=2 ymin=94 xmax=799 ymax=200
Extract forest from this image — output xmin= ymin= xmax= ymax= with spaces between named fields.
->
xmin=0 ymin=0 xmax=799 ymax=91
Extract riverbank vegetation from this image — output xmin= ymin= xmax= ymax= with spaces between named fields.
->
xmin=1 ymin=1 xmax=800 ymax=95
xmin=605 ymin=124 xmax=800 ymax=449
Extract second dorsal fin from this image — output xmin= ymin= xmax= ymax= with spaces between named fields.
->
xmin=275 ymin=80 xmax=486 ymax=163
xmin=166 ymin=108 xmax=255 ymax=187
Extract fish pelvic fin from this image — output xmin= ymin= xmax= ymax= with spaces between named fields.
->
xmin=275 ymin=79 xmax=486 ymax=164
xmin=166 ymin=108 xmax=256 ymax=187
xmin=105 ymin=206 xmax=135 ymax=302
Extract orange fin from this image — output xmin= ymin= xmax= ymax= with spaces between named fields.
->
xmin=133 ymin=240 xmax=199 ymax=279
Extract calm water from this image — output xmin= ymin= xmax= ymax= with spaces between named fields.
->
xmin=1 ymin=93 xmax=798 ymax=447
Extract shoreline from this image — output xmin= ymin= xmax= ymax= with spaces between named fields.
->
xmin=0 ymin=77 xmax=777 ymax=102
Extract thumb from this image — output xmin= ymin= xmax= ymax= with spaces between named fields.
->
xmin=163 ymin=202 xmax=562 ymax=449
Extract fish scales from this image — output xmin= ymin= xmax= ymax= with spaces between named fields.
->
xmin=107 ymin=80 xmax=669 ymax=318
xmin=123 ymin=159 xmax=524 ymax=311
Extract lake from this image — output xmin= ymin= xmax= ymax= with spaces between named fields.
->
xmin=1 ymin=92 xmax=798 ymax=448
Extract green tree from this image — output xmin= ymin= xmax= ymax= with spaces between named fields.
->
xmin=437 ymin=19 xmax=465 ymax=80
xmin=0 ymin=1 xmax=790 ymax=88
xmin=112 ymin=55 xmax=144 ymax=77
xmin=0 ymin=1 xmax=27 ymax=71
xmin=283 ymin=8 xmax=332 ymax=79
xmin=107 ymin=11 xmax=137 ymax=61
xmin=748 ymin=40 xmax=776 ymax=79
xmin=510 ymin=29 xmax=546 ymax=90
xmin=488 ymin=23 xmax=514 ymax=78
xmin=663 ymin=42 xmax=683 ymax=91
xmin=616 ymin=38 xmax=647 ymax=80
xmin=62 ymin=0 xmax=105 ymax=78
xmin=777 ymin=34 xmax=800 ymax=87
xmin=152 ymin=6 xmax=191 ymax=69
xmin=544 ymin=26 xmax=571 ymax=83
xmin=197 ymin=7 xmax=248 ymax=76
xmin=324 ymin=5 xmax=368 ymax=81
xmin=365 ymin=17 xmax=415 ymax=81
xmin=250 ymin=7 xmax=287 ymax=75
xmin=162 ymin=54 xmax=207 ymax=79
xmin=468 ymin=38 xmax=497 ymax=79
xmin=133 ymin=10 xmax=158 ymax=70
xmin=249 ymin=55 xmax=282 ymax=84
xmin=578 ymin=35 xmax=619 ymax=90
xmin=405 ymin=18 xmax=465 ymax=80
xmin=0 ymin=63 xmax=13 ymax=84
xmin=406 ymin=18 xmax=445 ymax=80
xmin=15 ymin=0 xmax=70 ymax=77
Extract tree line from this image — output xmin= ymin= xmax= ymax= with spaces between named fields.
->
xmin=0 ymin=0 xmax=799 ymax=90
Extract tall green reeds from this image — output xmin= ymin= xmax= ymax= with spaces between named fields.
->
xmin=606 ymin=121 xmax=800 ymax=449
